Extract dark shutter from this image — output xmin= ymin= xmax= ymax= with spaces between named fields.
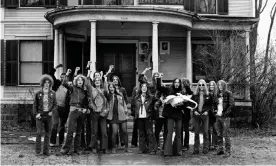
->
xmin=5 ymin=40 xmax=18 ymax=85
xmin=218 ymin=0 xmax=228 ymax=15
xmin=4 ymin=0 xmax=19 ymax=8
xmin=94 ymin=0 xmax=102 ymax=5
xmin=43 ymin=40 xmax=54 ymax=74
xmin=1 ymin=40 xmax=4 ymax=85
xmin=44 ymin=0 xmax=56 ymax=8
xmin=83 ymin=0 xmax=93 ymax=5
xmin=59 ymin=0 xmax=67 ymax=6
xmin=184 ymin=0 xmax=194 ymax=12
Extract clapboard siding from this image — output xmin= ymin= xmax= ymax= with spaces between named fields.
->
xmin=159 ymin=38 xmax=186 ymax=80
xmin=4 ymin=8 xmax=49 ymax=21
xmin=229 ymin=0 xmax=253 ymax=17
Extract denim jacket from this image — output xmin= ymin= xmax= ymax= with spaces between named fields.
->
xmin=33 ymin=90 xmax=57 ymax=117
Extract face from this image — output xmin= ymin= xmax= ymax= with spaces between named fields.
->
xmin=218 ymin=82 xmax=223 ymax=91
xmin=94 ymin=72 xmax=101 ymax=78
xmin=113 ymin=77 xmax=119 ymax=85
xmin=60 ymin=74 xmax=65 ymax=82
xmin=174 ymin=79 xmax=180 ymax=89
xmin=95 ymin=77 xmax=101 ymax=87
xmin=109 ymin=85 xmax=115 ymax=94
xmin=43 ymin=80 xmax=50 ymax=89
xmin=68 ymin=81 xmax=73 ymax=86
xmin=209 ymin=82 xmax=214 ymax=91
xmin=199 ymin=81 xmax=205 ymax=91
xmin=141 ymin=84 xmax=148 ymax=93
xmin=77 ymin=78 xmax=84 ymax=87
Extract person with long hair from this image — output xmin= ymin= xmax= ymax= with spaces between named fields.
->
xmin=133 ymin=83 xmax=157 ymax=154
xmin=191 ymin=79 xmax=213 ymax=154
xmin=105 ymin=80 xmax=132 ymax=153
xmin=180 ymin=77 xmax=194 ymax=151
xmin=208 ymin=81 xmax=218 ymax=151
xmin=157 ymin=76 xmax=184 ymax=156
xmin=215 ymin=80 xmax=234 ymax=157
xmin=86 ymin=67 xmax=109 ymax=154
xmin=33 ymin=74 xmax=57 ymax=156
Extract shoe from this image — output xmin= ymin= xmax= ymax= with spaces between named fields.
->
xmin=50 ymin=143 xmax=58 ymax=147
xmin=125 ymin=148 xmax=132 ymax=153
xmin=56 ymin=150 xmax=68 ymax=156
xmin=43 ymin=151 xmax=50 ymax=156
xmin=192 ymin=151 xmax=199 ymax=155
xmin=121 ymin=142 xmax=125 ymax=147
xmin=130 ymin=145 xmax=137 ymax=148
xmin=102 ymin=149 xmax=109 ymax=154
xmin=223 ymin=152 xmax=231 ymax=158
xmin=182 ymin=146 xmax=189 ymax=151
xmin=217 ymin=150 xmax=224 ymax=155
xmin=138 ymin=150 xmax=144 ymax=154
xmin=92 ymin=149 xmax=97 ymax=154
xmin=111 ymin=148 xmax=117 ymax=154
xmin=209 ymin=146 xmax=215 ymax=151
xmin=158 ymin=146 xmax=161 ymax=150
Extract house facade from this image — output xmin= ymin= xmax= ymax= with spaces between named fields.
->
xmin=1 ymin=0 xmax=256 ymax=106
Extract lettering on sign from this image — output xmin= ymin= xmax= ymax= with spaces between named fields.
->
xmin=139 ymin=0 xmax=183 ymax=5
xmin=121 ymin=17 xmax=128 ymax=20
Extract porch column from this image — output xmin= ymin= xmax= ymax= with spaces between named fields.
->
xmin=245 ymin=31 xmax=250 ymax=100
xmin=54 ymin=29 xmax=59 ymax=78
xmin=58 ymin=30 xmax=64 ymax=76
xmin=63 ymin=33 xmax=67 ymax=72
xmin=90 ymin=20 xmax=97 ymax=74
xmin=152 ymin=22 xmax=159 ymax=73
xmin=186 ymin=29 xmax=192 ymax=82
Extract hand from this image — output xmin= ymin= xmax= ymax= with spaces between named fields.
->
xmin=109 ymin=65 xmax=114 ymax=70
xmin=194 ymin=111 xmax=200 ymax=116
xmin=75 ymin=67 xmax=80 ymax=71
xmin=55 ymin=64 xmax=63 ymax=69
xmin=146 ymin=67 xmax=152 ymax=71
xmin=100 ymin=71 xmax=103 ymax=77
xmin=86 ymin=61 xmax=92 ymax=67
xmin=66 ymin=69 xmax=72 ymax=75
xmin=36 ymin=113 xmax=41 ymax=119
xmin=202 ymin=111 xmax=208 ymax=116
xmin=48 ymin=112 xmax=52 ymax=116
xmin=159 ymin=73 xmax=164 ymax=77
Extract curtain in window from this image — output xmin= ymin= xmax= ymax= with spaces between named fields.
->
xmin=195 ymin=0 xmax=216 ymax=14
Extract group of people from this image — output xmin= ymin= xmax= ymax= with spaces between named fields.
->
xmin=33 ymin=62 xmax=234 ymax=158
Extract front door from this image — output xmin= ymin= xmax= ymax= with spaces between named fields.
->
xmin=97 ymin=43 xmax=136 ymax=96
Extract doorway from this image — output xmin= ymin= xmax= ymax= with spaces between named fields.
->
xmin=97 ymin=43 xmax=136 ymax=96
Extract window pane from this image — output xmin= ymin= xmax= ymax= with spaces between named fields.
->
xmin=43 ymin=62 xmax=53 ymax=74
xmin=6 ymin=40 xmax=18 ymax=61
xmin=196 ymin=0 xmax=216 ymax=14
xmin=6 ymin=62 xmax=18 ymax=85
xmin=20 ymin=0 xmax=44 ymax=7
xmin=20 ymin=41 xmax=42 ymax=62
xmin=20 ymin=63 xmax=42 ymax=84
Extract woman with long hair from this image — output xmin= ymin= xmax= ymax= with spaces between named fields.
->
xmin=208 ymin=81 xmax=218 ymax=150
xmin=105 ymin=81 xmax=131 ymax=153
xmin=180 ymin=77 xmax=194 ymax=151
xmin=191 ymin=79 xmax=213 ymax=154
xmin=133 ymin=83 xmax=157 ymax=154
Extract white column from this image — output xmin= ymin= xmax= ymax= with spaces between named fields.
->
xmin=63 ymin=33 xmax=67 ymax=72
xmin=54 ymin=29 xmax=59 ymax=78
xmin=186 ymin=30 xmax=192 ymax=82
xmin=152 ymin=22 xmax=159 ymax=73
xmin=90 ymin=20 xmax=97 ymax=74
xmin=58 ymin=31 xmax=64 ymax=76
xmin=245 ymin=31 xmax=250 ymax=100
xmin=134 ymin=0 xmax=139 ymax=6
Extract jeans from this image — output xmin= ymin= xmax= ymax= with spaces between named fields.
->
xmin=50 ymin=106 xmax=69 ymax=145
xmin=193 ymin=114 xmax=209 ymax=152
xmin=137 ymin=118 xmax=157 ymax=153
xmin=215 ymin=117 xmax=231 ymax=152
xmin=181 ymin=112 xmax=190 ymax=148
xmin=61 ymin=108 xmax=85 ymax=152
xmin=111 ymin=121 xmax=128 ymax=148
xmin=154 ymin=118 xmax=167 ymax=149
xmin=90 ymin=112 xmax=108 ymax=150
xmin=131 ymin=119 xmax=138 ymax=146
xmin=81 ymin=113 xmax=91 ymax=148
xmin=209 ymin=122 xmax=218 ymax=148
xmin=164 ymin=117 xmax=182 ymax=156
xmin=36 ymin=116 xmax=52 ymax=154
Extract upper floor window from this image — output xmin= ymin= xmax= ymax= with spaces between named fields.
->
xmin=20 ymin=0 xmax=44 ymax=7
xmin=195 ymin=0 xmax=216 ymax=14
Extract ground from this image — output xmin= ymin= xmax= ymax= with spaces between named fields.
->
xmin=1 ymin=126 xmax=276 ymax=165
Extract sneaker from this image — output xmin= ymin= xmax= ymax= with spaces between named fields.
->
xmin=130 ymin=145 xmax=137 ymax=148
xmin=125 ymin=148 xmax=132 ymax=153
xmin=149 ymin=151 xmax=156 ymax=155
xmin=216 ymin=150 xmax=224 ymax=155
xmin=182 ymin=146 xmax=189 ymax=151
xmin=50 ymin=143 xmax=58 ymax=147
xmin=192 ymin=151 xmax=199 ymax=155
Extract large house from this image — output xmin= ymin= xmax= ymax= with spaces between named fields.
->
xmin=1 ymin=0 xmax=256 ymax=125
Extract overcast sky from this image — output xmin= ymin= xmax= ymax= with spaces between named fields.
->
xmin=257 ymin=0 xmax=276 ymax=51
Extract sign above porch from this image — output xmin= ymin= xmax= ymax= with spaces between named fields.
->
xmin=139 ymin=0 xmax=184 ymax=5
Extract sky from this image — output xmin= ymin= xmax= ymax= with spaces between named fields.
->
xmin=257 ymin=0 xmax=276 ymax=52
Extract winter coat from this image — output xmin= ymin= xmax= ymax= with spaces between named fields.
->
xmin=107 ymin=94 xmax=128 ymax=121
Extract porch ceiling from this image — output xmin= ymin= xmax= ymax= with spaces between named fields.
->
xmin=44 ymin=6 xmax=195 ymax=28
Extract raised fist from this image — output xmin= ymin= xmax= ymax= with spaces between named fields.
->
xmin=76 ymin=67 xmax=80 ymax=71
xmin=146 ymin=67 xmax=152 ymax=71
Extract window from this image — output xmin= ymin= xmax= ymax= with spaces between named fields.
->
xmin=20 ymin=41 xmax=43 ymax=84
xmin=195 ymin=0 xmax=216 ymax=14
xmin=5 ymin=40 xmax=19 ymax=85
xmin=43 ymin=41 xmax=54 ymax=75
xmin=20 ymin=0 xmax=44 ymax=7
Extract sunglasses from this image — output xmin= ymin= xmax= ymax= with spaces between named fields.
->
xmin=199 ymin=84 xmax=204 ymax=86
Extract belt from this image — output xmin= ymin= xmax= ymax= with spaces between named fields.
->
xmin=70 ymin=106 xmax=87 ymax=113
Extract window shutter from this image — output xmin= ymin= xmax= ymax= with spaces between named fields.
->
xmin=1 ymin=40 xmax=4 ymax=85
xmin=94 ymin=0 xmax=102 ymax=5
xmin=218 ymin=0 xmax=228 ymax=15
xmin=59 ymin=0 xmax=68 ymax=6
xmin=44 ymin=0 xmax=56 ymax=8
xmin=4 ymin=0 xmax=19 ymax=8
xmin=83 ymin=0 xmax=93 ymax=5
xmin=42 ymin=40 xmax=54 ymax=74
xmin=6 ymin=40 xmax=19 ymax=85
xmin=184 ymin=0 xmax=194 ymax=12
